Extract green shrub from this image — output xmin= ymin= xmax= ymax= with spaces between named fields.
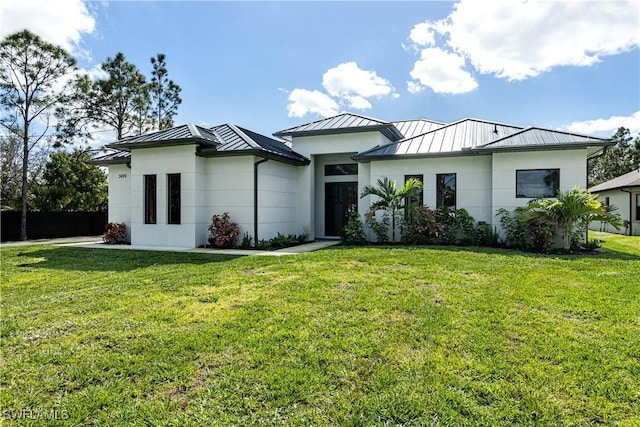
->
xmin=496 ymin=208 xmax=554 ymax=252
xmin=240 ymin=232 xmax=252 ymax=249
xmin=340 ymin=212 xmax=367 ymax=245
xmin=403 ymin=206 xmax=479 ymax=246
xmin=365 ymin=211 xmax=390 ymax=243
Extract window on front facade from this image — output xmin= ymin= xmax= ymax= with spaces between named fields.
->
xmin=636 ymin=194 xmax=640 ymax=221
xmin=167 ymin=173 xmax=181 ymax=225
xmin=516 ymin=169 xmax=559 ymax=198
xmin=436 ymin=173 xmax=456 ymax=209
xmin=144 ymin=174 xmax=157 ymax=224
xmin=325 ymin=164 xmax=358 ymax=176
xmin=405 ymin=174 xmax=424 ymax=220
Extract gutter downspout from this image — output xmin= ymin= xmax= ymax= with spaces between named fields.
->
xmin=254 ymin=156 xmax=269 ymax=246
xmin=621 ymin=188 xmax=632 ymax=236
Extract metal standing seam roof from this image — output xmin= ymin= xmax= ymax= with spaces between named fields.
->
xmin=477 ymin=127 xmax=612 ymax=150
xmin=86 ymin=150 xmax=131 ymax=165
xmin=95 ymin=123 xmax=309 ymax=166
xmin=589 ymin=169 xmax=640 ymax=192
xmin=208 ymin=124 xmax=309 ymax=163
xmin=273 ymin=112 xmax=404 ymax=141
xmin=391 ymin=119 xmax=446 ymax=139
xmin=355 ymin=118 xmax=524 ymax=159
xmin=106 ymin=124 xmax=220 ymax=150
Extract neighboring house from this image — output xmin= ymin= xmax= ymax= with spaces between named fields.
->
xmin=588 ymin=169 xmax=640 ymax=236
xmin=92 ymin=112 xmax=612 ymax=248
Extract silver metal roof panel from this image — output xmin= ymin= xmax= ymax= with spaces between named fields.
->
xmin=478 ymin=127 xmax=611 ymax=149
xmin=274 ymin=112 xmax=404 ymax=141
xmin=589 ymin=169 xmax=640 ymax=192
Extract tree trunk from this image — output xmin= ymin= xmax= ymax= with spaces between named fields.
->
xmin=20 ymin=130 xmax=29 ymax=241
xmin=563 ymin=225 xmax=572 ymax=251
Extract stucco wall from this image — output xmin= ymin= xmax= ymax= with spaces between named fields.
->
xmin=107 ymin=164 xmax=131 ymax=240
xmin=203 ymin=156 xmax=254 ymax=244
xmin=130 ymin=145 xmax=198 ymax=248
xmin=590 ymin=187 xmax=640 ymax=235
xmin=257 ymin=160 xmax=299 ymax=241
xmin=369 ymin=155 xmax=494 ymax=224
xmin=491 ymin=149 xmax=587 ymax=217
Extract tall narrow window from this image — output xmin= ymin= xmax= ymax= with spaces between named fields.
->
xmin=405 ymin=174 xmax=423 ymax=221
xmin=636 ymin=194 xmax=640 ymax=221
xmin=167 ymin=173 xmax=181 ymax=224
xmin=436 ymin=173 xmax=456 ymax=209
xmin=404 ymin=174 xmax=424 ymax=206
xmin=144 ymin=175 xmax=157 ymax=224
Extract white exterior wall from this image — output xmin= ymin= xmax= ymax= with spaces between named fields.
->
xmin=204 ymin=156 xmax=254 ymax=245
xmin=258 ymin=160 xmax=299 ymax=241
xmin=130 ymin=145 xmax=198 ymax=248
xmin=291 ymin=131 xmax=393 ymax=239
xmin=491 ymin=149 xmax=587 ymax=218
xmin=590 ymin=187 xmax=640 ymax=236
xmin=107 ymin=164 xmax=132 ymax=240
xmin=369 ymin=155 xmax=494 ymax=224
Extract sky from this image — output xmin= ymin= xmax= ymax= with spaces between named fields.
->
xmin=1 ymin=0 xmax=639 ymax=145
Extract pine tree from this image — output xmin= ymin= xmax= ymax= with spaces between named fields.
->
xmin=0 ymin=30 xmax=77 ymax=239
xmin=149 ymin=54 xmax=182 ymax=130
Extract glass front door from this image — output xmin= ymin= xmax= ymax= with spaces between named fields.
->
xmin=325 ymin=182 xmax=358 ymax=237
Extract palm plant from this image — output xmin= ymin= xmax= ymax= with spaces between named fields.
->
xmin=360 ymin=177 xmax=423 ymax=243
xmin=519 ymin=187 xmax=622 ymax=251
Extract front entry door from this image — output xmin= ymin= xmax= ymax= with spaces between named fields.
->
xmin=325 ymin=182 xmax=358 ymax=237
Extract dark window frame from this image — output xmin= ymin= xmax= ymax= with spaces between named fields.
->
xmin=144 ymin=174 xmax=157 ymax=224
xmin=636 ymin=193 xmax=640 ymax=221
xmin=516 ymin=169 xmax=560 ymax=198
xmin=167 ymin=173 xmax=181 ymax=225
xmin=436 ymin=173 xmax=456 ymax=210
xmin=325 ymin=163 xmax=358 ymax=176
xmin=404 ymin=174 xmax=424 ymax=220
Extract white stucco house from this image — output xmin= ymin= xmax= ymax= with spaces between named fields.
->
xmin=92 ymin=112 xmax=612 ymax=248
xmin=588 ymin=169 xmax=640 ymax=236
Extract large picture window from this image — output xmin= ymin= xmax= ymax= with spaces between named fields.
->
xmin=436 ymin=173 xmax=456 ymax=209
xmin=167 ymin=173 xmax=181 ymax=225
xmin=144 ymin=174 xmax=157 ymax=224
xmin=516 ymin=169 xmax=559 ymax=198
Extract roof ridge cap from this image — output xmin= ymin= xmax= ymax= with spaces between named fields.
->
xmin=228 ymin=123 xmax=260 ymax=148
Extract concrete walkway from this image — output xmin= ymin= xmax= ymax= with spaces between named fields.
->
xmin=1 ymin=237 xmax=341 ymax=256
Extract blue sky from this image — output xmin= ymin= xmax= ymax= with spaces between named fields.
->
xmin=2 ymin=0 xmax=639 ymax=142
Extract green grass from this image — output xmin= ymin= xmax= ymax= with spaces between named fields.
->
xmin=1 ymin=233 xmax=639 ymax=426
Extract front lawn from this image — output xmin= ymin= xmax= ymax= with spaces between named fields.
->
xmin=1 ymin=234 xmax=638 ymax=425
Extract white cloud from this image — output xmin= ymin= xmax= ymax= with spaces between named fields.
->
xmin=564 ymin=111 xmax=640 ymax=137
xmin=286 ymin=88 xmax=339 ymax=118
xmin=0 ymin=0 xmax=95 ymax=54
xmin=408 ymin=22 xmax=436 ymax=47
xmin=344 ymin=95 xmax=372 ymax=110
xmin=408 ymin=47 xmax=478 ymax=94
xmin=322 ymin=61 xmax=396 ymax=101
xmin=285 ymin=62 xmax=397 ymax=118
xmin=411 ymin=0 xmax=640 ymax=82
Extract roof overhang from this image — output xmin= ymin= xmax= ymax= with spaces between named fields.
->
xmin=274 ymin=124 xmax=404 ymax=142
xmin=105 ymin=138 xmax=206 ymax=152
xmin=198 ymin=147 xmax=310 ymax=166
xmin=354 ymin=141 xmax=613 ymax=162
